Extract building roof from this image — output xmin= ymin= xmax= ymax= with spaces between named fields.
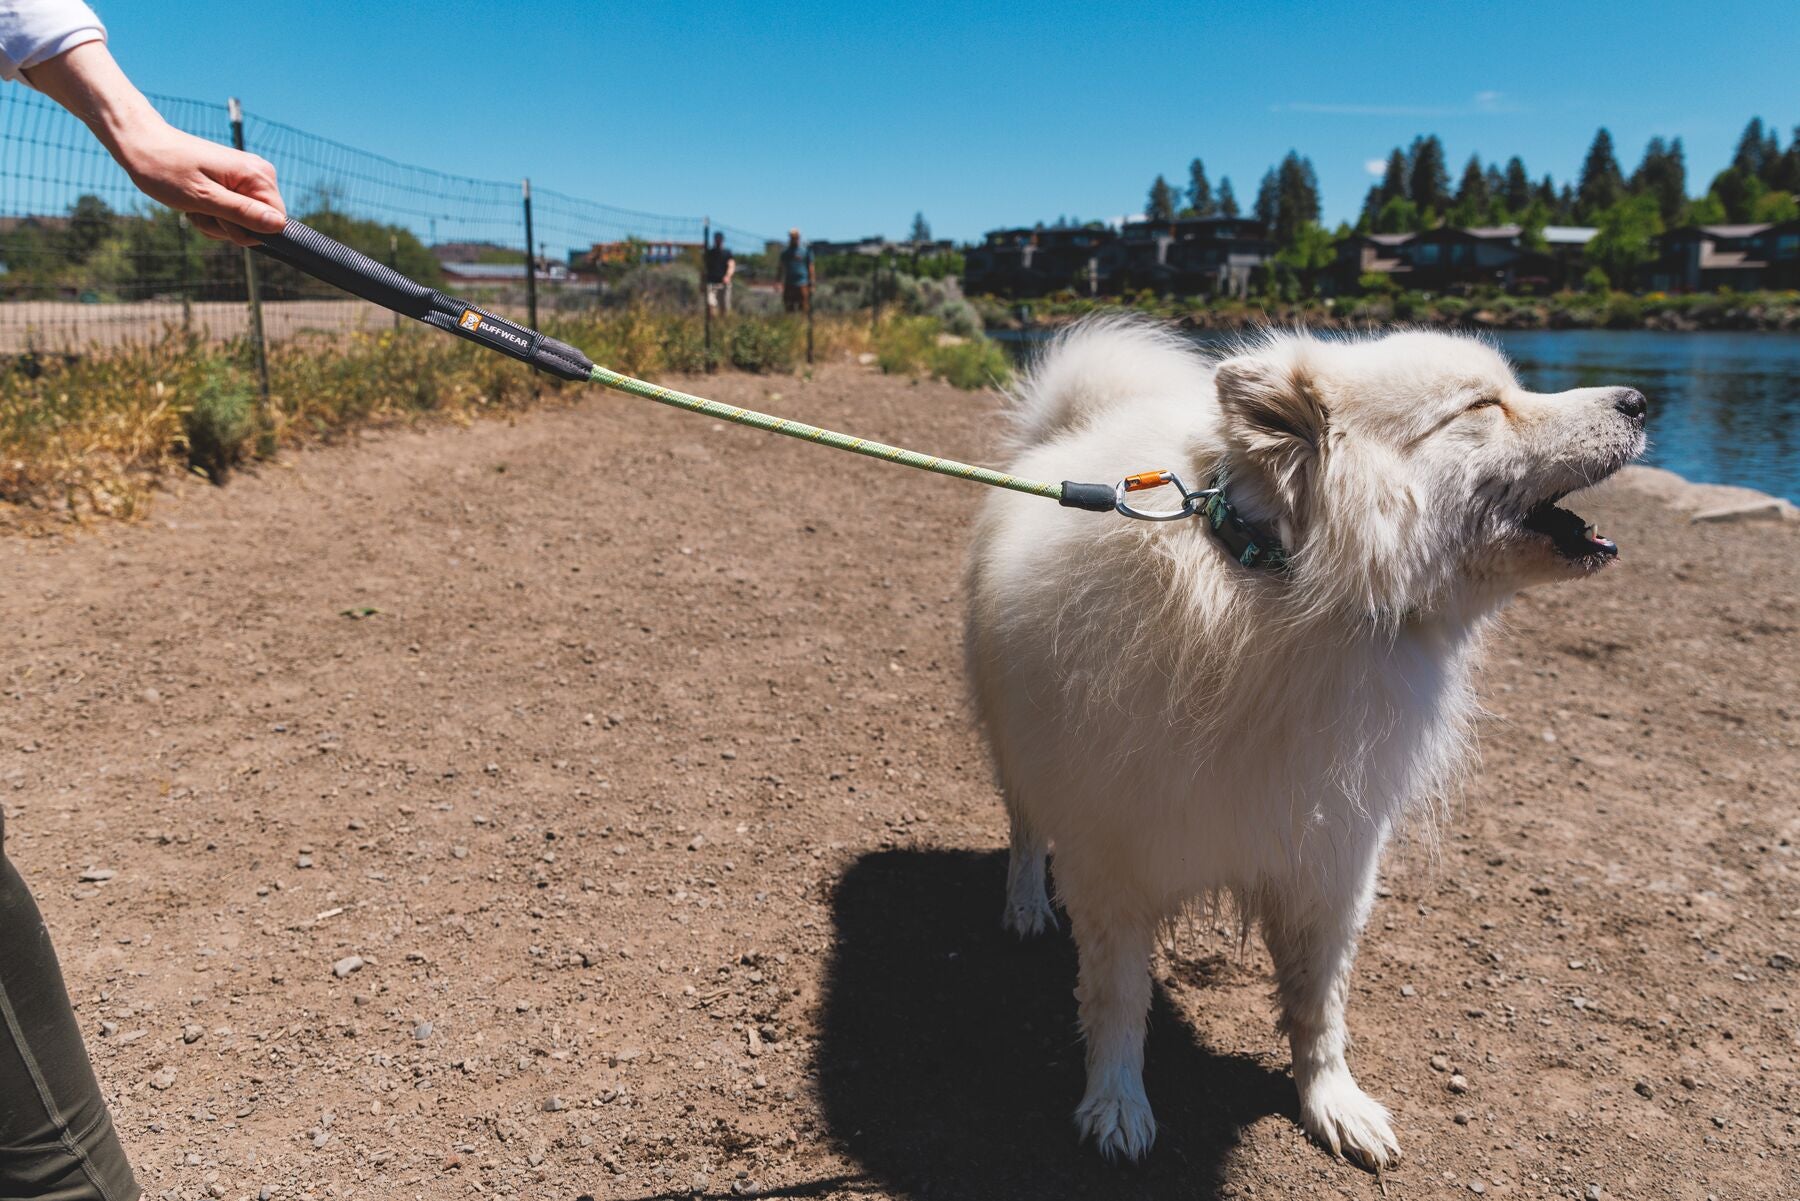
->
xmin=1542 ymin=226 xmax=1597 ymax=245
xmin=1368 ymin=233 xmax=1414 ymax=246
xmin=1699 ymin=223 xmax=1772 ymax=239
xmin=1463 ymin=225 xmax=1523 ymax=240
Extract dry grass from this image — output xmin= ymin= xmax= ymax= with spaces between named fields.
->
xmin=0 ymin=311 xmax=897 ymax=529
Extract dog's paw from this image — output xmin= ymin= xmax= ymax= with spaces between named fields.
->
xmin=1002 ymin=891 xmax=1057 ymax=938
xmin=1075 ymin=1081 xmax=1156 ymax=1162
xmin=1299 ymin=1067 xmax=1400 ymax=1171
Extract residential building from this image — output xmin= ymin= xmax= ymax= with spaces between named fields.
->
xmin=1331 ymin=232 xmax=1414 ymax=293
xmin=1093 ymin=217 xmax=1272 ymax=297
xmin=1752 ymin=220 xmax=1800 ymax=289
xmin=963 ymin=226 xmax=1116 ymax=297
xmin=1646 ymin=224 xmax=1771 ymax=292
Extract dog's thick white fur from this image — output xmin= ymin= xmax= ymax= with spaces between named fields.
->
xmin=965 ymin=317 xmax=1645 ymax=1167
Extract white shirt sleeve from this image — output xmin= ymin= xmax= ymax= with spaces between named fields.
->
xmin=0 ymin=0 xmax=107 ymax=83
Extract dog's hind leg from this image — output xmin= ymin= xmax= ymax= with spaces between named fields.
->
xmin=1001 ymin=796 xmax=1056 ymax=937
xmin=1260 ymin=858 xmax=1401 ymax=1172
xmin=1065 ymin=878 xmax=1159 ymax=1161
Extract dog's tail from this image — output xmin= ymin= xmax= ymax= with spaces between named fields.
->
xmin=1004 ymin=314 xmax=1209 ymax=448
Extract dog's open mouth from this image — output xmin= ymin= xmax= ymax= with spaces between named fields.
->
xmin=1521 ymin=494 xmax=1617 ymax=562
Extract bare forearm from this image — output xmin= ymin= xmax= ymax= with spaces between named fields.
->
xmin=22 ymin=40 xmax=160 ymax=166
xmin=23 ymin=41 xmax=284 ymax=244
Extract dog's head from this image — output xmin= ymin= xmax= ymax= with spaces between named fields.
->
xmin=1210 ymin=330 xmax=1646 ymax=618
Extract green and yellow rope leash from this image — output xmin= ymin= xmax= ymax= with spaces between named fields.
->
xmin=253 ymin=218 xmax=1286 ymax=542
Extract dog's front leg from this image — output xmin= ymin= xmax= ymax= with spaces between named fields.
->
xmin=1066 ymin=888 xmax=1158 ymax=1161
xmin=1261 ymin=856 xmax=1401 ymax=1171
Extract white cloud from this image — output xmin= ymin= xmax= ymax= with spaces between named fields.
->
xmin=1272 ymin=91 xmax=1519 ymax=119
xmin=1364 ymin=158 xmax=1388 ymax=177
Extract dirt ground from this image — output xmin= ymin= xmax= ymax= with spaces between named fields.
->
xmin=2 ymin=364 xmax=1795 ymax=1201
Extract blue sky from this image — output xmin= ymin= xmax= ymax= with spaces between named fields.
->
xmin=99 ymin=0 xmax=1798 ymax=248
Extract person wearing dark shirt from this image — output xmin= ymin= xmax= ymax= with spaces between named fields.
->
xmin=778 ymin=227 xmax=813 ymax=313
xmin=703 ymin=232 xmax=735 ymax=315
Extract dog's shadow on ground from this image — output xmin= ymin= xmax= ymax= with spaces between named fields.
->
xmin=813 ymin=849 xmax=1292 ymax=1201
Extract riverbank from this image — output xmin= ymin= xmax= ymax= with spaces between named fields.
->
xmin=978 ymin=288 xmax=1800 ymax=333
xmin=3 ymin=364 xmax=1794 ymax=1200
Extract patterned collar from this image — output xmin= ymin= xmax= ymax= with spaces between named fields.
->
xmin=1196 ymin=470 xmax=1290 ymax=572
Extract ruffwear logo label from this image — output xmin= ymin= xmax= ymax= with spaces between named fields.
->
xmin=458 ymin=310 xmax=482 ymax=332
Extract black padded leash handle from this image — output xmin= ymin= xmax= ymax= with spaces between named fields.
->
xmin=253 ymin=220 xmax=595 ymax=382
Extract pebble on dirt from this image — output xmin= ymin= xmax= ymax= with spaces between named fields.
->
xmin=1448 ymin=1073 xmax=1471 ymax=1094
xmin=332 ymin=955 xmax=364 ymax=978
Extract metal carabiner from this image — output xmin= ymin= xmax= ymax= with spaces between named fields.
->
xmin=1113 ymin=470 xmax=1218 ymax=522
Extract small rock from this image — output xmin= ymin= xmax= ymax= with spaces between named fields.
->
xmin=149 ymin=1066 xmax=176 ymax=1090
xmin=1447 ymin=1073 xmax=1470 ymax=1094
xmin=78 ymin=868 xmax=117 ymax=883
xmin=1680 ymin=1074 xmax=1698 ymax=1090
xmin=1400 ymin=984 xmax=1416 ymax=997
xmin=451 ymin=845 xmax=469 ymax=860
xmin=1430 ymin=1054 xmax=1450 ymax=1072
xmin=1586 ymin=1185 xmax=1603 ymax=1201
xmin=332 ymin=956 xmax=364 ymax=978
xmin=142 ymin=687 xmax=161 ymax=703
xmin=413 ymin=1021 xmax=433 ymax=1041
xmin=99 ymin=1020 xmax=119 ymax=1037
xmin=296 ymin=854 xmax=314 ymax=869
xmin=543 ymin=1096 xmax=567 ymax=1112
xmin=182 ymin=1024 xmax=204 ymax=1044
xmin=688 ymin=834 xmax=706 ymax=851
xmin=1634 ymin=1079 xmax=1654 ymax=1099
xmin=1691 ymin=499 xmax=1791 ymax=524
xmin=1454 ymin=1111 xmax=1472 ymax=1125
xmin=312 ymin=1131 xmax=330 ymax=1149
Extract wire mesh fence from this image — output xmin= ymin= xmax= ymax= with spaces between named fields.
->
xmin=1 ymin=85 xmax=776 ymax=354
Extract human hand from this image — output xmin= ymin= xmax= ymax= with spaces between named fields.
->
xmin=114 ymin=121 xmax=285 ymax=246
xmin=24 ymin=41 xmax=286 ymax=247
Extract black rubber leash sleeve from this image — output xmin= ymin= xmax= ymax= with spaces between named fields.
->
xmin=253 ymin=220 xmax=595 ymax=382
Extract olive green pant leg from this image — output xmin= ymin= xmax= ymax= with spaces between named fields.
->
xmin=0 ymin=814 xmax=139 ymax=1201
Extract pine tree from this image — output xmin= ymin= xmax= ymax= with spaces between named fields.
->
xmin=1576 ymin=128 xmax=1626 ymax=221
xmin=909 ymin=212 xmax=932 ymax=243
xmin=1254 ymin=168 xmax=1280 ymax=230
xmin=1730 ymin=117 xmax=1772 ymax=180
xmin=1534 ymin=174 xmax=1559 ymax=210
xmin=1407 ymin=135 xmax=1451 ymax=216
xmin=1216 ymin=176 xmax=1239 ymax=218
xmin=1186 ymin=158 xmax=1216 ymax=217
xmin=1270 ymin=151 xmax=1322 ymax=246
xmin=1379 ymin=148 xmax=1409 ymax=206
xmin=1455 ymin=155 xmax=1490 ymax=214
xmin=1503 ymin=157 xmax=1532 ymax=214
xmin=1147 ymin=175 xmax=1177 ymax=222
xmin=1629 ymin=138 xmax=1687 ymax=226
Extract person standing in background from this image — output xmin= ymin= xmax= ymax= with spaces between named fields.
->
xmin=779 ymin=227 xmax=813 ymax=313
xmin=703 ymin=231 xmax=735 ymax=315
xmin=2 ymin=3 xmax=287 ymax=1197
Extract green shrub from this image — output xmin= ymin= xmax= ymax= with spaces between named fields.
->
xmin=727 ymin=318 xmax=801 ymax=373
xmin=181 ymin=358 xmax=256 ymax=480
xmin=932 ymin=338 xmax=1011 ymax=390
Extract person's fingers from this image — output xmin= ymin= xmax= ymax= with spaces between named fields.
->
xmin=186 ymin=212 xmax=230 ymax=242
xmin=192 ymin=175 xmax=285 ymax=235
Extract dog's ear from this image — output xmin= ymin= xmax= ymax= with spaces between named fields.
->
xmin=1213 ymin=352 xmax=1329 ymax=513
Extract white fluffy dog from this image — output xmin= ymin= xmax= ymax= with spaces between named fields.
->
xmin=965 ymin=317 xmax=1645 ymax=1168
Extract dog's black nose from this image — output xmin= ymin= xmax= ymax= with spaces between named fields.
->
xmin=1613 ymin=389 xmax=1648 ymax=423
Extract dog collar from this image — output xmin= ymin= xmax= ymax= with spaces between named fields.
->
xmin=1196 ymin=470 xmax=1290 ymax=572
xmin=1105 ymin=467 xmax=1290 ymax=573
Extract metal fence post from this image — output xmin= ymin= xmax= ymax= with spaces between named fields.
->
xmin=522 ymin=178 xmax=538 ymax=332
xmin=871 ymin=250 xmax=881 ymax=333
xmin=229 ymin=97 xmax=271 ymax=416
xmin=702 ymin=217 xmax=712 ymax=362
xmin=388 ymin=233 xmax=400 ymax=331
xmin=178 ymin=213 xmax=193 ymax=334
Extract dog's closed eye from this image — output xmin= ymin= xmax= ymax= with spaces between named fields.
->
xmin=1466 ymin=396 xmax=1504 ymax=412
